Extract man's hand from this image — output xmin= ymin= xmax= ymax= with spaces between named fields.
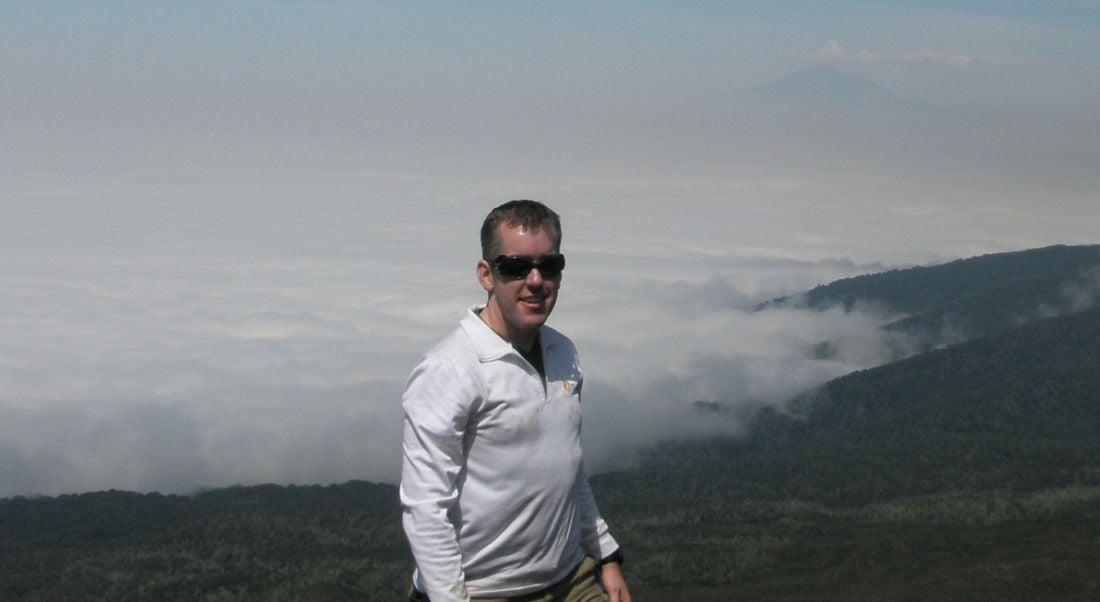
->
xmin=599 ymin=562 xmax=631 ymax=602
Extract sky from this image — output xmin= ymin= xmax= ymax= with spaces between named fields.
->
xmin=2 ymin=1 xmax=1099 ymax=497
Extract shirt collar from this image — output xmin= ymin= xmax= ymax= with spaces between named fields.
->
xmin=459 ymin=305 xmax=559 ymax=363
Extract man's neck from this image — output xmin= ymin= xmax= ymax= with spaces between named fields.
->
xmin=509 ymin=332 xmax=538 ymax=353
xmin=514 ymin=332 xmax=545 ymax=380
xmin=476 ymin=306 xmax=538 ymax=351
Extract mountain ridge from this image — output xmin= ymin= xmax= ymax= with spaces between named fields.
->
xmin=761 ymin=243 xmax=1100 ymax=356
xmin=742 ymin=66 xmax=939 ymax=113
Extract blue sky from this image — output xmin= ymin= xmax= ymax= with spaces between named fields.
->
xmin=2 ymin=1 xmax=1099 ymax=496
xmin=7 ymin=0 xmax=1097 ymax=204
xmin=6 ymin=1 xmax=1098 ymax=103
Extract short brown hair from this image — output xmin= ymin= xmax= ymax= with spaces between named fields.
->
xmin=480 ymin=200 xmax=562 ymax=260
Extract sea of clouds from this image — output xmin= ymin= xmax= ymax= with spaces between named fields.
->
xmin=1 ymin=175 xmax=922 ymax=498
xmin=4 ymin=91 xmax=1098 ymax=498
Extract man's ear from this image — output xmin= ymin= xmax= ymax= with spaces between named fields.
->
xmin=476 ymin=259 xmax=494 ymax=293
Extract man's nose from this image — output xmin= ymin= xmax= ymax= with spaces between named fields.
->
xmin=525 ymin=267 xmax=544 ymax=285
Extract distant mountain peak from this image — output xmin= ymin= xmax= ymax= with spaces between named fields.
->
xmin=745 ymin=67 xmax=936 ymax=112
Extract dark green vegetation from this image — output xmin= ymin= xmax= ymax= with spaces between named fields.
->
xmin=601 ymin=304 xmax=1100 ymax=600
xmin=621 ymin=490 xmax=1100 ymax=601
xmin=631 ymin=305 xmax=1100 ymax=508
xmin=762 ymin=244 xmax=1100 ymax=354
xmin=3 ymin=245 xmax=1099 ymax=600
xmin=1 ymin=482 xmax=408 ymax=600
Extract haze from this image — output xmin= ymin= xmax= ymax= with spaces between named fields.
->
xmin=2 ymin=1 xmax=1098 ymax=497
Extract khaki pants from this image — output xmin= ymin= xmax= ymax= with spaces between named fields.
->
xmin=409 ymin=556 xmax=607 ymax=602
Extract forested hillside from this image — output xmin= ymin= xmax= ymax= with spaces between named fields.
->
xmin=1 ymin=482 xmax=408 ymax=600
xmin=762 ymin=244 xmax=1100 ymax=351
xmin=4 ymin=245 xmax=1099 ymax=600
xmin=618 ymin=304 xmax=1100 ymax=509
xmin=594 ymin=304 xmax=1100 ymax=599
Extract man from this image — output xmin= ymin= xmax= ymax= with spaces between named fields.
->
xmin=400 ymin=200 xmax=630 ymax=602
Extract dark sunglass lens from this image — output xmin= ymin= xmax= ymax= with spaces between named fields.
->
xmin=537 ymin=255 xmax=565 ymax=277
xmin=495 ymin=257 xmax=535 ymax=279
xmin=493 ymin=255 xmax=566 ymax=279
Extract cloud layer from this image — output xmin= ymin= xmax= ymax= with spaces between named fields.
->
xmin=1 ymin=199 xmax=913 ymax=498
xmin=3 ymin=1 xmax=1099 ymax=498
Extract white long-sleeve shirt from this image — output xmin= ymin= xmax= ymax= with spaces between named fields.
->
xmin=400 ymin=307 xmax=619 ymax=601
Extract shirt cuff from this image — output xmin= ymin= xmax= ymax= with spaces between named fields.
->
xmin=598 ymin=548 xmax=624 ymax=566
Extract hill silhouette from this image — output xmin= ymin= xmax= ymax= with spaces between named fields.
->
xmin=744 ymin=67 xmax=937 ymax=113
xmin=624 ymin=304 xmax=1100 ymax=509
xmin=762 ymin=244 xmax=1100 ymax=355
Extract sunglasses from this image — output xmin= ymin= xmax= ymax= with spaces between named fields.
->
xmin=491 ymin=254 xmax=566 ymax=280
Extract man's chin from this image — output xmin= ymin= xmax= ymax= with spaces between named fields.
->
xmin=522 ymin=316 xmax=549 ymax=330
xmin=516 ymin=309 xmax=551 ymax=330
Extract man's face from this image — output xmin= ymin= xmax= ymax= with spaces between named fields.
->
xmin=476 ymin=223 xmax=561 ymax=345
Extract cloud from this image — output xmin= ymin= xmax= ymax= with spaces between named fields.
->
xmin=2 ymin=1 xmax=1098 ymax=502
xmin=4 ymin=156 xmax=1094 ymax=498
xmin=0 ymin=386 xmax=405 ymax=497
xmin=1062 ymin=266 xmax=1100 ymax=313
xmin=899 ymin=49 xmax=997 ymax=67
xmin=0 ymin=223 xmax=908 ymax=498
xmin=4 ymin=126 xmax=1097 ymax=499
xmin=812 ymin=39 xmax=1003 ymax=68
xmin=560 ymin=273 xmax=916 ymax=472
xmin=1038 ymin=265 xmax=1100 ymax=318
xmin=811 ymin=39 xmax=847 ymax=62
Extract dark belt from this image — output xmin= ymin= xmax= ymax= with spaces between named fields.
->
xmin=407 ymin=555 xmax=600 ymax=601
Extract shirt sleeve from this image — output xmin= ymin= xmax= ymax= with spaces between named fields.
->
xmin=399 ymin=359 xmax=481 ymax=602
xmin=574 ymin=465 xmax=620 ymax=561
